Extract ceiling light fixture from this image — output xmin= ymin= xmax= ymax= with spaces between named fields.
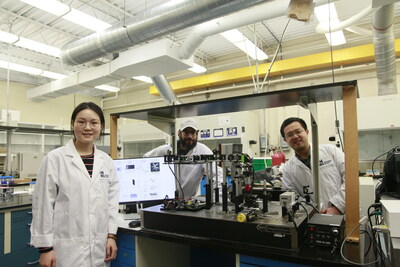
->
xmin=15 ymin=37 xmax=61 ymax=57
xmin=220 ymin=29 xmax=268 ymax=60
xmin=314 ymin=3 xmax=346 ymax=46
xmin=132 ymin=76 xmax=153 ymax=83
xmin=0 ymin=31 xmax=19 ymax=43
xmin=0 ymin=30 xmax=61 ymax=57
xmin=41 ymin=71 xmax=67 ymax=80
xmin=20 ymin=0 xmax=111 ymax=32
xmin=189 ymin=63 xmax=207 ymax=73
xmin=95 ymin=85 xmax=120 ymax=92
xmin=0 ymin=60 xmax=66 ymax=79
xmin=0 ymin=60 xmax=42 ymax=75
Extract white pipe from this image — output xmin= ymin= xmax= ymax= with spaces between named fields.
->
xmin=178 ymin=0 xmax=337 ymax=59
xmin=151 ymin=75 xmax=181 ymax=105
xmin=315 ymin=5 xmax=375 ymax=34
xmin=345 ymin=26 xmax=372 ymax=36
xmin=100 ymin=91 xmax=119 ymax=109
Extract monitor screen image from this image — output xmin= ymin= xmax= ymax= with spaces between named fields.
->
xmin=114 ymin=157 xmax=176 ymax=204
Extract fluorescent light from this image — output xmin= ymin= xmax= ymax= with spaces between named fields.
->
xmin=0 ymin=30 xmax=19 ymax=43
xmin=324 ymin=32 xmax=346 ymax=46
xmin=0 ymin=60 xmax=68 ymax=79
xmin=20 ymin=0 xmax=111 ymax=32
xmin=15 ymin=38 xmax=61 ymax=57
xmin=220 ymin=29 xmax=268 ymax=60
xmin=189 ymin=63 xmax=207 ymax=73
xmin=314 ymin=3 xmax=346 ymax=46
xmin=132 ymin=76 xmax=153 ymax=83
xmin=63 ymin=9 xmax=111 ymax=32
xmin=0 ymin=60 xmax=42 ymax=75
xmin=95 ymin=85 xmax=120 ymax=92
xmin=20 ymin=0 xmax=69 ymax=16
xmin=41 ymin=71 xmax=68 ymax=79
xmin=0 ymin=30 xmax=61 ymax=57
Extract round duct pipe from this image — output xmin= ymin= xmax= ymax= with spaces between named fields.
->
xmin=60 ymin=0 xmax=266 ymax=66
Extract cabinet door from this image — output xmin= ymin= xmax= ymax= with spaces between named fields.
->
xmin=240 ymin=255 xmax=313 ymax=267
xmin=11 ymin=209 xmax=32 ymax=232
xmin=110 ymin=232 xmax=136 ymax=267
xmin=0 ymin=246 xmax=39 ymax=266
xmin=190 ymin=246 xmax=236 ymax=267
xmin=11 ymin=208 xmax=33 ymax=252
xmin=12 ymin=228 xmax=32 ymax=251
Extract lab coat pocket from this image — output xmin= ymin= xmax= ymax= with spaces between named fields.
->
xmin=54 ymin=239 xmax=85 ymax=267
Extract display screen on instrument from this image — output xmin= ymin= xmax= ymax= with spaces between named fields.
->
xmin=114 ymin=157 xmax=176 ymax=204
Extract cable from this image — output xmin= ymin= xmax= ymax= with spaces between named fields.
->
xmin=168 ymin=163 xmax=185 ymax=200
xmin=298 ymin=202 xmax=309 ymax=222
xmin=286 ymin=204 xmax=298 ymax=230
xmin=333 ymin=101 xmax=344 ymax=151
xmin=340 ymin=217 xmax=381 ymax=266
xmin=372 ymin=145 xmax=399 ymax=178
xmin=259 ymin=19 xmax=290 ymax=93
xmin=360 ymin=229 xmax=373 ymax=257
xmin=301 ymin=201 xmax=320 ymax=214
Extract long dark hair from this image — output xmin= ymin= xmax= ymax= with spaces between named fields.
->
xmin=71 ymin=102 xmax=105 ymax=137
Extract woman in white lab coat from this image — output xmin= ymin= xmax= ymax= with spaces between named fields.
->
xmin=31 ymin=102 xmax=119 ymax=267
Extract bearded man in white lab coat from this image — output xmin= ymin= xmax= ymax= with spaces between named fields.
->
xmin=145 ymin=117 xmax=222 ymax=198
xmin=280 ymin=117 xmax=345 ymax=215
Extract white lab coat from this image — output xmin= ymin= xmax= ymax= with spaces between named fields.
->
xmin=144 ymin=143 xmax=222 ymax=198
xmin=30 ymin=140 xmax=119 ymax=267
xmin=282 ymin=144 xmax=345 ymax=212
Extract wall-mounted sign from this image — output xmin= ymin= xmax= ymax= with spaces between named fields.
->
xmin=213 ymin=128 xmax=224 ymax=137
xmin=227 ymin=127 xmax=238 ymax=137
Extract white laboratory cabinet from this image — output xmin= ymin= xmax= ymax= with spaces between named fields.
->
xmin=337 ymin=94 xmax=400 ymax=131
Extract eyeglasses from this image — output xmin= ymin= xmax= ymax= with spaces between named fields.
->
xmin=75 ymin=120 xmax=101 ymax=129
xmin=285 ymin=129 xmax=304 ymax=139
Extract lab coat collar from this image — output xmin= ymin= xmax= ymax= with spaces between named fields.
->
xmin=65 ymin=140 xmax=104 ymax=181
xmin=292 ymin=143 xmax=313 ymax=168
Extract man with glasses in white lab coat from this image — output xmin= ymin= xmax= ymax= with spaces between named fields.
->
xmin=280 ymin=117 xmax=345 ymax=215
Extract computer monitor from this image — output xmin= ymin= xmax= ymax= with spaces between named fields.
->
xmin=114 ymin=157 xmax=176 ymax=205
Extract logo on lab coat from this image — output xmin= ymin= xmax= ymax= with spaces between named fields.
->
xmin=319 ymin=159 xmax=332 ymax=166
xmin=100 ymin=171 xmax=109 ymax=178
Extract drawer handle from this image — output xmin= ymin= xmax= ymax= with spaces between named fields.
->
xmin=28 ymin=211 xmax=33 ymax=215
xmin=27 ymin=259 xmax=39 ymax=265
xmin=27 ymin=223 xmax=32 ymax=227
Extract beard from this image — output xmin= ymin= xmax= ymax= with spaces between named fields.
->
xmin=179 ymin=137 xmax=197 ymax=151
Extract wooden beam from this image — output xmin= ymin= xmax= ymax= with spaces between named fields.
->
xmin=110 ymin=115 xmax=119 ymax=159
xmin=342 ymin=84 xmax=360 ymax=242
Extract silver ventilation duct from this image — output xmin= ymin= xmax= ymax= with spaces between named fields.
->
xmin=151 ymin=75 xmax=181 ymax=106
xmin=372 ymin=4 xmax=397 ymax=96
xmin=61 ymin=0 xmax=267 ymax=66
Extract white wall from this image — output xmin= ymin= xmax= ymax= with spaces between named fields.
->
xmin=0 ymin=80 xmax=100 ymax=129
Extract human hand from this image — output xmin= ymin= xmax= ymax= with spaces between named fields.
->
xmin=104 ymin=238 xmax=118 ymax=262
xmin=321 ymin=205 xmax=342 ymax=215
xmin=39 ymin=250 xmax=56 ymax=267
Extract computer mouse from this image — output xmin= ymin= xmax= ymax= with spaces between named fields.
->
xmin=128 ymin=220 xmax=141 ymax=228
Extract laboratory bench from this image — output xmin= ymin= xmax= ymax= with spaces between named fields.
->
xmin=114 ymin=213 xmax=388 ymax=267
